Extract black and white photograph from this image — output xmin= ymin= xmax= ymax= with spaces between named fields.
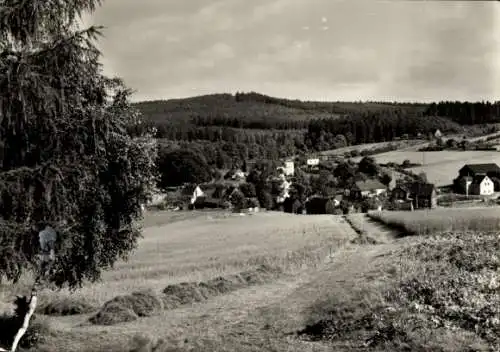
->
xmin=0 ymin=0 xmax=499 ymax=351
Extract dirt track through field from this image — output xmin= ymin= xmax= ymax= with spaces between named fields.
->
xmin=347 ymin=213 xmax=404 ymax=242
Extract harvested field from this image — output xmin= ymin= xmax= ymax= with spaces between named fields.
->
xmin=360 ymin=150 xmax=500 ymax=186
xmin=2 ymin=208 xmax=499 ymax=352
xmin=0 ymin=211 xmax=359 ymax=351
xmin=368 ymin=207 xmax=500 ymax=236
xmin=10 ymin=211 xmax=353 ymax=307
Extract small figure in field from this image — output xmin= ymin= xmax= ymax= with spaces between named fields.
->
xmin=37 ymin=222 xmax=57 ymax=281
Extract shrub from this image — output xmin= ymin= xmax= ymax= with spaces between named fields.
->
xmin=247 ymin=197 xmax=260 ymax=208
xmin=230 ymin=190 xmax=246 ymax=210
xmin=239 ymin=183 xmax=256 ymax=198
xmin=257 ymin=191 xmax=274 ymax=210
xmin=325 ymin=200 xmax=336 ymax=214
xmin=0 ymin=309 xmax=51 ymax=349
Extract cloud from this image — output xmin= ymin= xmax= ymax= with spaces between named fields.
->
xmin=88 ymin=0 xmax=499 ymax=102
xmin=185 ymin=42 xmax=235 ymax=70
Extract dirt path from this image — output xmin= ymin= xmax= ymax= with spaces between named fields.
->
xmin=344 ymin=213 xmax=402 ymax=244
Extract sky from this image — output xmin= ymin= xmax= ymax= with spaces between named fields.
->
xmin=86 ymin=0 xmax=500 ymax=103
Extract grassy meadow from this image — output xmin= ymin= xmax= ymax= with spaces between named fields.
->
xmin=2 ymin=212 xmax=356 ymax=306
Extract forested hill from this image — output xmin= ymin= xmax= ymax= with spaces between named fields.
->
xmin=134 ymin=92 xmax=500 ymax=131
xmin=133 ymin=92 xmax=430 ymax=131
xmin=132 ymin=93 xmax=500 ymax=171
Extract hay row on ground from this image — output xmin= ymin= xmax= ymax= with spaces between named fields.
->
xmin=36 ymin=296 xmax=96 ymax=316
xmin=89 ymin=264 xmax=281 ymax=326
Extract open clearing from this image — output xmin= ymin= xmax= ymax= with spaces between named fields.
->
xmin=2 ymin=210 xmax=499 ymax=352
xmin=362 ymin=150 xmax=500 ymax=186
xmin=317 ymin=140 xmax=425 ymax=157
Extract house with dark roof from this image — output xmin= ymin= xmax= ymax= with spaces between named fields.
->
xmin=391 ymin=182 xmax=437 ymax=209
xmin=456 ymin=163 xmax=500 ymax=193
xmin=349 ymin=179 xmax=387 ymax=199
xmin=181 ymin=184 xmax=221 ymax=209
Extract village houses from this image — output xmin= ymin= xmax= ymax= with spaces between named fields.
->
xmin=306 ymin=157 xmax=320 ymax=171
xmin=349 ymin=179 xmax=387 ymax=200
xmin=391 ymin=182 xmax=437 ymax=209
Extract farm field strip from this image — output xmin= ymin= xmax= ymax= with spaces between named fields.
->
xmin=368 ymin=207 xmax=500 ymax=235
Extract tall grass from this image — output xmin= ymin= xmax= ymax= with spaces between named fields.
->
xmin=368 ymin=207 xmax=500 ymax=236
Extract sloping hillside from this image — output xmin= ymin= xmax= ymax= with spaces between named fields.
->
xmin=133 ymin=92 xmax=429 ymax=130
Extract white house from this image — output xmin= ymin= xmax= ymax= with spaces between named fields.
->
xmin=306 ymin=158 xmax=320 ymax=167
xmin=276 ymin=175 xmax=292 ymax=203
xmin=190 ymin=185 xmax=205 ymax=204
xmin=277 ymin=160 xmax=294 ymax=176
xmin=465 ymin=175 xmax=495 ymax=196
xmin=434 ymin=129 xmax=442 ymax=139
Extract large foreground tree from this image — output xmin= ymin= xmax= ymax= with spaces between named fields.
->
xmin=0 ymin=0 xmax=157 ymax=289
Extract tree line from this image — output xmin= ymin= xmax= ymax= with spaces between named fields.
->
xmin=425 ymin=101 xmax=500 ymax=125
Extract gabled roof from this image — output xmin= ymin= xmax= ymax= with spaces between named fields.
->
xmin=182 ymin=184 xmax=217 ymax=198
xmin=353 ymin=179 xmax=386 ymax=192
xmin=460 ymin=163 xmax=500 ymax=175
xmin=472 ymin=175 xmax=489 ymax=185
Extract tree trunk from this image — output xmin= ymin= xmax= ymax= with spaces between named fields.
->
xmin=11 ymin=292 xmax=38 ymax=352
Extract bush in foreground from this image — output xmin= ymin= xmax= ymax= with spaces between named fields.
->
xmin=0 ymin=311 xmax=51 ymax=350
xmin=299 ymin=231 xmax=500 ymax=350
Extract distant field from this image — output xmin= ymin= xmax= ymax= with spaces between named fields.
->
xmin=317 ymin=139 xmax=425 ymax=157
xmin=369 ymin=207 xmax=500 ymax=235
xmin=364 ymin=150 xmax=500 ymax=186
